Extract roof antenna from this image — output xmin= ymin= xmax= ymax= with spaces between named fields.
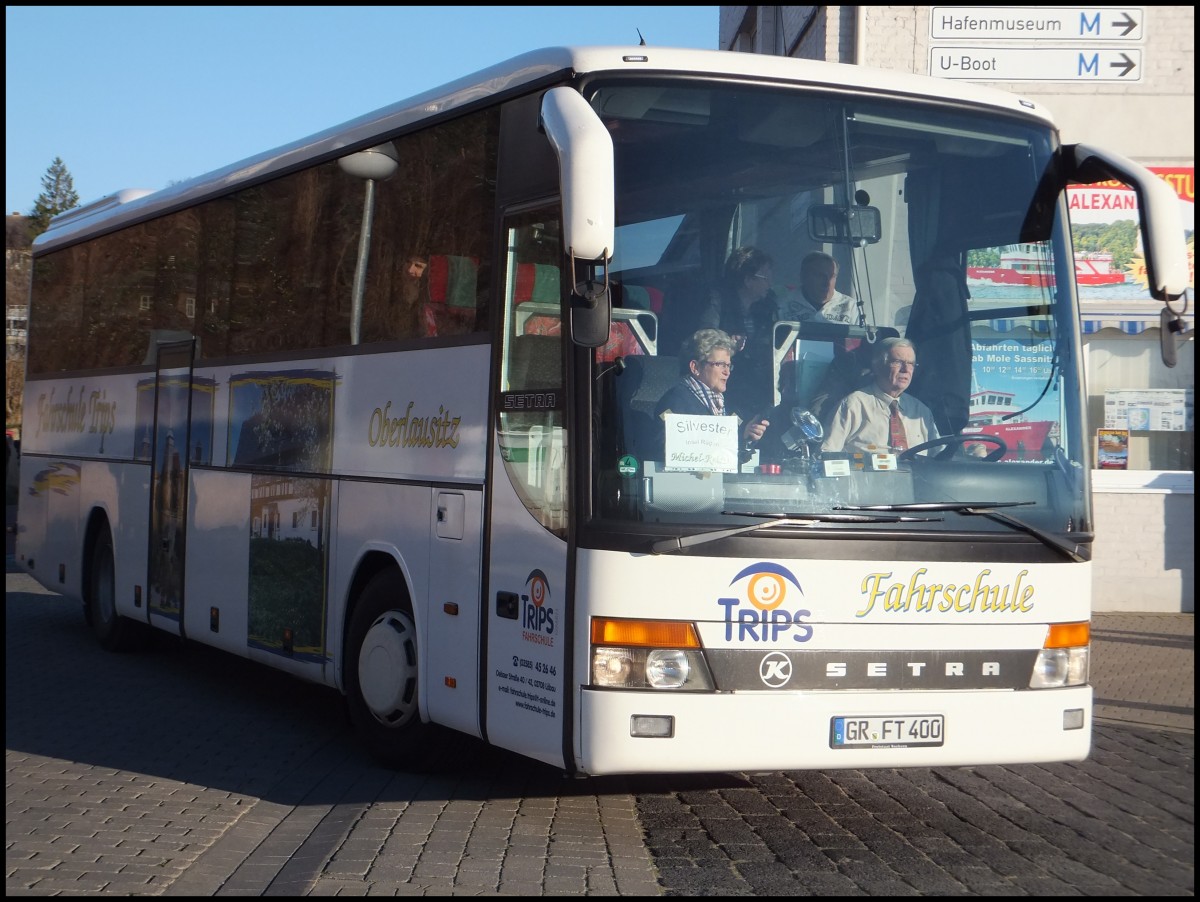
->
xmin=637 ymin=28 xmax=647 ymax=46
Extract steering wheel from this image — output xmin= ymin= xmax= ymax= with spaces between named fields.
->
xmin=899 ymin=433 xmax=1008 ymax=463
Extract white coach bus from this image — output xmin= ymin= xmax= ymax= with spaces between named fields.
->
xmin=16 ymin=46 xmax=1188 ymax=775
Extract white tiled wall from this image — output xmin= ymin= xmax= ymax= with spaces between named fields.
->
xmin=1092 ymin=487 xmax=1195 ymax=613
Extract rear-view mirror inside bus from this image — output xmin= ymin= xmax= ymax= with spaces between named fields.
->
xmin=807 ymin=204 xmax=882 ymax=245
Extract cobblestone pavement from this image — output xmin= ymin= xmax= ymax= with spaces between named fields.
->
xmin=6 ymin=541 xmax=1193 ymax=896
xmin=627 ymin=721 xmax=1192 ymax=896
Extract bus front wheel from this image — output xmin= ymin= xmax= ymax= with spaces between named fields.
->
xmin=345 ymin=569 xmax=443 ymax=770
xmin=86 ymin=522 xmax=148 ymax=652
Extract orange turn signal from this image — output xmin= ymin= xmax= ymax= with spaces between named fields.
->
xmin=591 ymin=617 xmax=701 ymax=648
xmin=1045 ymin=621 xmax=1090 ymax=648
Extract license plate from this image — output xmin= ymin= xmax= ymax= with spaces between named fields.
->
xmin=830 ymin=714 xmax=944 ymax=749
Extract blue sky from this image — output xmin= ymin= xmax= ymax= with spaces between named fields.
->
xmin=5 ymin=6 xmax=719 ymax=214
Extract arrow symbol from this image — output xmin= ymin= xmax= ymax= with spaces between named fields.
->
xmin=1109 ymin=52 xmax=1136 ymax=77
xmin=1112 ymin=12 xmax=1138 ymax=37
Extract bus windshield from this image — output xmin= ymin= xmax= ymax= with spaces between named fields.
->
xmin=587 ymin=79 xmax=1088 ymax=541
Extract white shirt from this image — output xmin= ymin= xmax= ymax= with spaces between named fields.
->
xmin=821 ymin=385 xmax=939 ymax=455
xmin=782 ymin=290 xmax=858 ymax=325
xmin=820 ymin=291 xmax=858 ymax=325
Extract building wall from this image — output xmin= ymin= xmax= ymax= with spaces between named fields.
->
xmin=859 ymin=6 xmax=1195 ymax=163
xmin=1093 ymin=487 xmax=1195 ymax=613
xmin=6 ymin=215 xmax=32 ymax=435
xmin=720 ymin=6 xmax=1195 ymax=613
xmin=722 ymin=6 xmax=1195 ymax=164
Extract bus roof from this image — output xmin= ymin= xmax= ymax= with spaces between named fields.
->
xmin=34 ymin=45 xmax=1055 ymax=254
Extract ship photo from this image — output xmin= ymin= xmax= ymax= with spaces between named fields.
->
xmin=961 ymin=388 xmax=1056 ymax=462
xmin=967 ymin=244 xmax=1127 ymax=287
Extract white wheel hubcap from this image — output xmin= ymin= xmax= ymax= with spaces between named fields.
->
xmin=358 ymin=611 xmax=418 ymax=726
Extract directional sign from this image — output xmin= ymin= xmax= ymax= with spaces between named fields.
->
xmin=930 ymin=8 xmax=1143 ymax=41
xmin=930 ymin=47 xmax=1142 ymax=81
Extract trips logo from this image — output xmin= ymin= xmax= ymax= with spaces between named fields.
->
xmin=717 ymin=562 xmax=813 ymax=644
xmin=521 ymin=568 xmax=555 ymax=647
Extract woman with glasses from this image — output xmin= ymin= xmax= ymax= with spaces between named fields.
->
xmin=702 ymin=246 xmax=777 ymax=344
xmin=821 ymin=337 xmax=939 ymax=456
xmin=653 ymin=329 xmax=770 ymax=461
xmin=699 ymin=246 xmax=779 ymax=423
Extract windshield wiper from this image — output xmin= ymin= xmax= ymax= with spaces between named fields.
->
xmin=837 ymin=501 xmax=1086 ymax=562
xmin=649 ymin=511 xmax=941 ymax=555
xmin=734 ymin=510 xmax=942 ymax=522
xmin=836 ymin=500 xmax=1034 ymax=512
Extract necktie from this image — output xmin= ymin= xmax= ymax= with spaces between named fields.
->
xmin=889 ymin=400 xmax=908 ymax=451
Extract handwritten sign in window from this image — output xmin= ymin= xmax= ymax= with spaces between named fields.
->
xmin=663 ymin=414 xmax=739 ymax=473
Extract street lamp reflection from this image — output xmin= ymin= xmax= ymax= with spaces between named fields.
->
xmin=338 ymin=143 xmax=399 ymax=345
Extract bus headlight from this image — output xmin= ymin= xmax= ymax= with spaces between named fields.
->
xmin=646 ymin=649 xmax=690 ymax=688
xmin=593 ymin=646 xmax=637 ymax=685
xmin=591 ymin=647 xmax=714 ymax=690
xmin=590 ymin=617 xmax=715 ymax=690
xmin=1030 ymin=622 xmax=1090 ymax=689
xmin=1029 ymin=646 xmax=1089 ymax=688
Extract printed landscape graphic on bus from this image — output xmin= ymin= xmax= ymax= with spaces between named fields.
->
xmin=134 ymin=375 xmax=217 ymax=465
xmin=247 ymin=473 xmax=331 ymax=663
xmin=228 ymin=369 xmax=336 ymax=472
xmin=228 ymin=368 xmax=336 ymax=663
xmin=142 ymin=374 xmax=217 ymax=621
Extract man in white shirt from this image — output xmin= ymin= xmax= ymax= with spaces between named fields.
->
xmin=785 ymin=252 xmax=858 ymax=324
xmin=821 ymin=337 xmax=938 ymax=455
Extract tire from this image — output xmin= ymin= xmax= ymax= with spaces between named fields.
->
xmin=344 ymin=569 xmax=448 ymax=771
xmin=87 ymin=522 xmax=148 ymax=652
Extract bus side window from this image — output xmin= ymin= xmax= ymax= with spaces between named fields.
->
xmin=501 ymin=333 xmax=565 ymax=531
xmin=495 ymin=214 xmax=568 ymax=532
xmin=513 ymin=262 xmax=562 ymax=339
xmin=508 ymin=333 xmax=562 ymax=395
xmin=424 ymin=254 xmax=481 ymax=337
xmin=614 ymin=354 xmax=681 ymax=462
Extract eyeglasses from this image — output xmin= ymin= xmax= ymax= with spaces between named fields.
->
xmin=752 ymin=273 xmax=771 ymax=281
xmin=886 ymin=359 xmax=918 ymax=371
xmin=703 ymin=360 xmax=734 ymax=372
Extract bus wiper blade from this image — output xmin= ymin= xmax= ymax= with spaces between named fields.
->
xmin=838 ymin=502 xmax=1084 ymax=562
xmin=649 ymin=511 xmax=941 ymax=555
xmin=651 ymin=518 xmax=791 ymax=554
xmin=962 ymin=507 xmax=1087 ymax=563
xmin=837 ymin=501 xmax=1035 ymax=512
xmin=734 ymin=510 xmax=941 ymax=522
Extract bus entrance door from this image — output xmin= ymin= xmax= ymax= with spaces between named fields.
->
xmin=483 ymin=212 xmax=571 ymax=769
xmin=147 ymin=340 xmax=195 ymax=634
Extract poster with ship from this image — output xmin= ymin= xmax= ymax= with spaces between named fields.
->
xmin=966 ymin=338 xmax=1058 ymax=462
xmin=1065 ymin=166 xmax=1192 ymax=301
xmin=967 ymin=167 xmax=1193 ymax=302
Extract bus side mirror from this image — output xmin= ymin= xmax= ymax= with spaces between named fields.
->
xmin=569 ymin=262 xmax=612 ymax=348
xmin=540 ymin=86 xmax=615 ymax=348
xmin=1160 ymin=306 xmax=1188 ymax=368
